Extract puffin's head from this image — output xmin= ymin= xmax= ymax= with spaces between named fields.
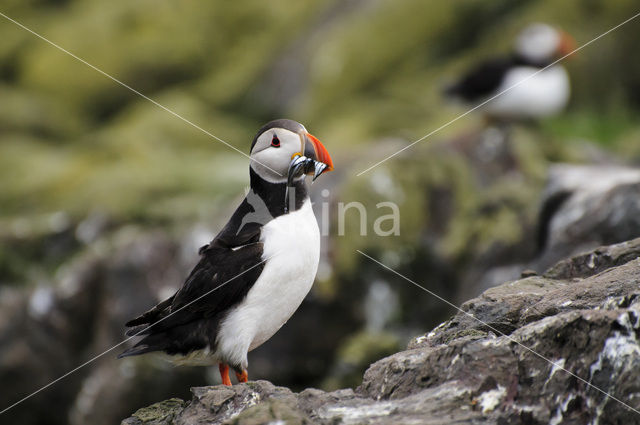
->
xmin=249 ymin=119 xmax=333 ymax=184
xmin=515 ymin=23 xmax=575 ymax=64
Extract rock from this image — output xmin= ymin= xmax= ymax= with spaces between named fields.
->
xmin=536 ymin=163 xmax=640 ymax=270
xmin=467 ymin=162 xmax=640 ymax=294
xmin=122 ymin=237 xmax=640 ymax=424
xmin=0 ymin=226 xmax=208 ymax=425
xmin=122 ymin=399 xmax=186 ymax=425
xmin=544 ymin=237 xmax=640 ymax=280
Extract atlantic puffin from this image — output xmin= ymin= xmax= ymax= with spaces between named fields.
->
xmin=445 ymin=23 xmax=575 ymax=121
xmin=118 ymin=119 xmax=333 ymax=386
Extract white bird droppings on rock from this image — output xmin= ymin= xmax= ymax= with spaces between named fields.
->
xmin=477 ymin=385 xmax=506 ymax=413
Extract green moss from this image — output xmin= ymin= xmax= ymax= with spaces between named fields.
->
xmin=443 ymin=328 xmax=488 ymax=344
xmin=131 ymin=398 xmax=185 ymax=424
xmin=3 ymin=0 xmax=640 ymax=225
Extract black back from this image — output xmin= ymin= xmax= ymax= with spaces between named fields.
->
xmin=445 ymin=54 xmax=550 ymax=102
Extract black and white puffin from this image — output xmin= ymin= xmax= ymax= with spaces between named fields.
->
xmin=445 ymin=23 xmax=575 ymax=120
xmin=118 ymin=119 xmax=333 ymax=386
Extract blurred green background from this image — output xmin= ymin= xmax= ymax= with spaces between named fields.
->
xmin=1 ymin=0 xmax=639 ymax=227
xmin=2 ymin=0 xmax=640 ymax=423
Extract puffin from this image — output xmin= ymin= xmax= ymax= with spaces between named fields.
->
xmin=445 ymin=23 xmax=575 ymax=121
xmin=118 ymin=119 xmax=333 ymax=386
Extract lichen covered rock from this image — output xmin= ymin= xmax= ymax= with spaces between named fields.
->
xmin=122 ymin=399 xmax=185 ymax=425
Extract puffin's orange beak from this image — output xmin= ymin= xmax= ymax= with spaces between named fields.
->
xmin=304 ymin=132 xmax=334 ymax=173
xmin=558 ymin=31 xmax=576 ymax=57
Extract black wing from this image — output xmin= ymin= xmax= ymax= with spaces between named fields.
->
xmin=444 ymin=57 xmax=516 ymax=102
xmin=118 ymin=198 xmax=266 ymax=358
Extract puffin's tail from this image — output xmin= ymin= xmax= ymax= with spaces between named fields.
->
xmin=123 ymin=324 xmax=150 ymax=337
xmin=117 ymin=344 xmax=155 ymax=359
xmin=117 ymin=331 xmax=169 ymax=358
xmin=118 ymin=296 xmax=175 ymax=358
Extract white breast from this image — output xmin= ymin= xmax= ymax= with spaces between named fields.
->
xmin=215 ymin=199 xmax=320 ymax=369
xmin=482 ymin=65 xmax=570 ymax=119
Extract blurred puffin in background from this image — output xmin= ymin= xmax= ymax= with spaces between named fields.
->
xmin=445 ymin=23 xmax=576 ymax=122
xmin=119 ymin=119 xmax=333 ymax=386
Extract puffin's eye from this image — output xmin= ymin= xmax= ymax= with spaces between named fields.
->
xmin=271 ymin=135 xmax=280 ymax=147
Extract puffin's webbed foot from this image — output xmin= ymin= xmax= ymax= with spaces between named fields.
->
xmin=235 ymin=369 xmax=248 ymax=383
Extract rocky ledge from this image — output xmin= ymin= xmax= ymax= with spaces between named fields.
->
xmin=122 ymin=238 xmax=640 ymax=425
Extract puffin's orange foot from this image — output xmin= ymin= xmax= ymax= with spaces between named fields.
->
xmin=219 ymin=363 xmax=232 ymax=386
xmin=235 ymin=369 xmax=248 ymax=383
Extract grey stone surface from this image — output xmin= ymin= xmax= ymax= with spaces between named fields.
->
xmin=467 ymin=163 xmax=640 ymax=295
xmin=535 ymin=164 xmax=640 ymax=271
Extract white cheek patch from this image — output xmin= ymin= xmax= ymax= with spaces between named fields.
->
xmin=251 ymin=151 xmax=289 ymax=183
xmin=250 ymin=131 xmax=304 ymax=183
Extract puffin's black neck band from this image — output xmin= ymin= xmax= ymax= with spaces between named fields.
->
xmin=249 ymin=168 xmax=308 ymax=218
